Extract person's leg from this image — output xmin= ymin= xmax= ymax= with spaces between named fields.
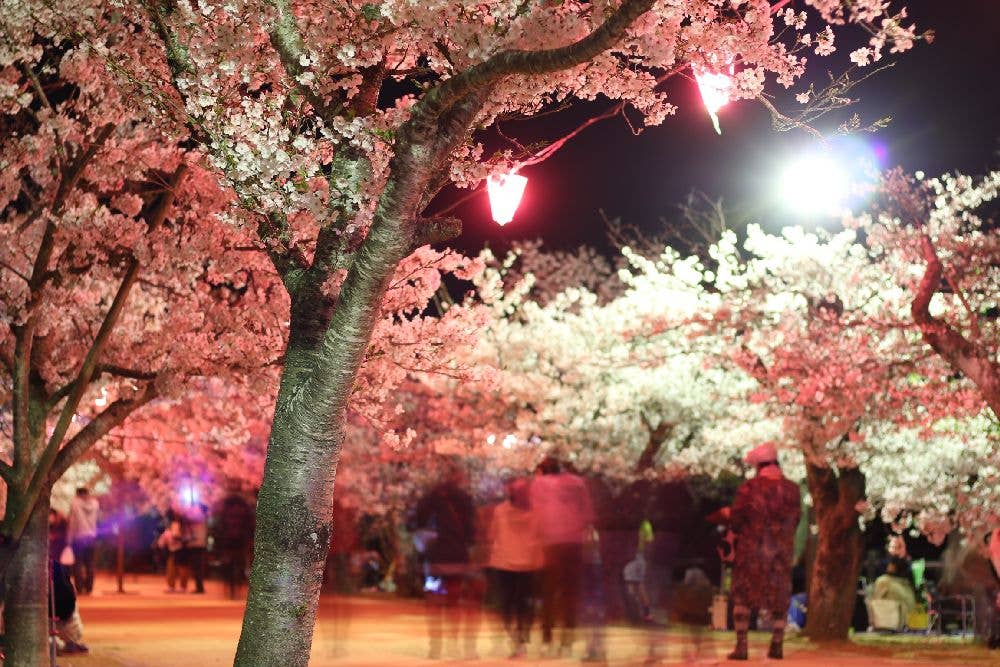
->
xmin=425 ymin=568 xmax=445 ymax=659
xmin=560 ymin=543 xmax=584 ymax=652
xmin=177 ymin=550 xmax=190 ymax=592
xmin=84 ymin=539 xmax=96 ymax=593
xmin=165 ymin=552 xmax=177 ymax=591
xmin=729 ymin=604 xmax=750 ymax=660
xmin=768 ymin=616 xmax=787 ymax=659
xmin=540 ymin=547 xmax=558 ymax=648
xmin=72 ymin=538 xmax=96 ymax=594
xmin=513 ymin=571 xmax=534 ymax=648
xmin=192 ymin=547 xmax=206 ymax=593
xmin=461 ymin=573 xmax=484 ymax=660
xmin=496 ymin=569 xmax=517 ymax=641
xmin=71 ymin=540 xmax=86 ymax=594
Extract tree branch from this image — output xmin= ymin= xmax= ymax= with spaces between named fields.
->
xmin=264 ymin=0 xmax=344 ymax=122
xmin=912 ymin=233 xmax=1000 ymax=416
xmin=27 ymin=164 xmax=185 ymax=517
xmin=257 ymin=211 xmax=309 ymax=293
xmin=45 ymin=364 xmax=160 ymax=412
xmin=636 ymin=415 xmax=674 ymax=473
xmin=46 ymin=383 xmax=158 ymax=487
xmin=20 ymin=123 xmax=116 ymax=234
xmin=406 ymin=0 xmax=654 ymax=140
xmin=411 ymin=216 xmax=462 ymax=250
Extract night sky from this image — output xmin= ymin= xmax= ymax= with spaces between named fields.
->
xmin=445 ymin=0 xmax=1000 ymax=256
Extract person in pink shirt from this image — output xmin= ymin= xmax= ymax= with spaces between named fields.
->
xmin=488 ymin=477 xmax=543 ymax=658
xmin=531 ymin=456 xmax=595 ymax=658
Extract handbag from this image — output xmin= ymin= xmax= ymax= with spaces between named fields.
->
xmin=59 ymin=545 xmax=75 ymax=566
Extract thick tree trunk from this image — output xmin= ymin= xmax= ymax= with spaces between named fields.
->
xmin=804 ymin=463 xmax=865 ymax=641
xmin=233 ymin=84 xmax=494 ymax=667
xmin=231 ymin=350 xmax=344 ymax=667
xmin=3 ymin=497 xmax=51 ymax=667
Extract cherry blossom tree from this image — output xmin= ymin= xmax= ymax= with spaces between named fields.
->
xmin=501 ymin=223 xmax=981 ymax=640
xmin=626 ymin=224 xmax=968 ymax=639
xmin=0 ymin=25 xmax=297 ymax=661
xmin=862 ymin=170 xmax=1000 ymax=417
xmin=5 ymin=0 xmax=924 ymax=661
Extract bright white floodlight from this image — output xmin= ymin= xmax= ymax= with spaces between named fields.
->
xmin=776 ymin=152 xmax=852 ymax=217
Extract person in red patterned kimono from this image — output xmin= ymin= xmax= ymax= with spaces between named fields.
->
xmin=727 ymin=442 xmax=801 ymax=661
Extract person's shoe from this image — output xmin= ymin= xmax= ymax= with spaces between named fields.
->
xmin=193 ymin=588 xmax=205 ymax=594
xmin=540 ymin=643 xmax=558 ymax=659
xmin=509 ymin=644 xmax=527 ymax=659
xmin=727 ymin=646 xmax=748 ymax=661
xmin=58 ymin=641 xmax=89 ymax=655
xmin=767 ymin=641 xmax=783 ymax=659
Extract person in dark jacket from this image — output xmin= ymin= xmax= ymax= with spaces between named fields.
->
xmin=414 ymin=461 xmax=479 ymax=660
xmin=726 ymin=442 xmax=801 ymax=661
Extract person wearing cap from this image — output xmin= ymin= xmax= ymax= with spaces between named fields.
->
xmin=727 ymin=442 xmax=801 ymax=661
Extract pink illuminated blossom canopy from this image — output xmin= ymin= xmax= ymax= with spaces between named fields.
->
xmin=487 ymin=173 xmax=528 ymax=226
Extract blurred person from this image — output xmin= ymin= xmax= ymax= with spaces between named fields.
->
xmin=326 ymin=499 xmax=360 ymax=593
xmin=67 ymin=487 xmax=100 ymax=594
xmin=991 ymin=528 xmax=1000 ymax=577
xmin=623 ymin=523 xmax=653 ymax=624
xmin=580 ymin=528 xmax=609 ymax=664
xmin=939 ymin=530 xmax=1000 ymax=645
xmin=157 ymin=507 xmax=192 ymax=592
xmin=51 ymin=559 xmax=89 ymax=655
xmin=185 ymin=502 xmax=209 ymax=594
xmin=532 ymin=456 xmax=595 ymax=658
xmin=215 ymin=490 xmax=255 ymax=598
xmin=872 ymin=541 xmax=918 ymax=622
xmin=487 ymin=477 xmax=543 ymax=658
xmin=725 ymin=442 xmax=800 ymax=661
xmin=414 ymin=461 xmax=479 ymax=660
xmin=49 ymin=509 xmax=69 ymax=563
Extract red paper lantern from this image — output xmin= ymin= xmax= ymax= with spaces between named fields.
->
xmin=694 ymin=65 xmax=734 ymax=135
xmin=487 ymin=172 xmax=528 ymax=226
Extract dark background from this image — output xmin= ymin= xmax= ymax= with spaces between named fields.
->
xmin=439 ymin=0 xmax=1000 ymax=255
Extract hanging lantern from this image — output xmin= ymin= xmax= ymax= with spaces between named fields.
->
xmin=486 ymin=172 xmax=528 ymax=226
xmin=694 ymin=65 xmax=734 ymax=135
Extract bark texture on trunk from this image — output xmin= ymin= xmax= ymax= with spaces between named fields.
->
xmin=233 ymin=93 xmax=490 ymax=667
xmin=3 ymin=498 xmax=51 ymax=667
xmin=804 ymin=463 xmax=865 ymax=641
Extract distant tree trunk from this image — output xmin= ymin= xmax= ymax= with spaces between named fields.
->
xmin=3 ymin=498 xmax=51 ymax=667
xmin=804 ymin=463 xmax=865 ymax=641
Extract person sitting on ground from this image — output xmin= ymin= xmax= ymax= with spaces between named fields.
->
xmin=871 ymin=535 xmax=917 ymax=623
xmin=51 ymin=560 xmax=88 ymax=654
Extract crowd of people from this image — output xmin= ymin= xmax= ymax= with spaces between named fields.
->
xmin=31 ymin=442 xmax=1000 ymax=662
xmin=405 ymin=446 xmax=803 ymax=663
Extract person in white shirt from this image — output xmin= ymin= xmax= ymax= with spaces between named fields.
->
xmin=67 ymin=487 xmax=100 ymax=594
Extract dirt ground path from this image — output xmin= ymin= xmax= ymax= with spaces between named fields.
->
xmin=52 ymin=574 xmax=996 ymax=667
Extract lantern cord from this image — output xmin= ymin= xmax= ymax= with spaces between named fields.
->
xmin=424 ymin=62 xmax=689 ymax=219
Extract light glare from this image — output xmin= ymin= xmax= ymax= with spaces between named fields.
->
xmin=777 ymin=154 xmax=851 ymax=217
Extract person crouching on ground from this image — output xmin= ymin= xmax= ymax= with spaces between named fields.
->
xmin=726 ymin=442 xmax=801 ymax=661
